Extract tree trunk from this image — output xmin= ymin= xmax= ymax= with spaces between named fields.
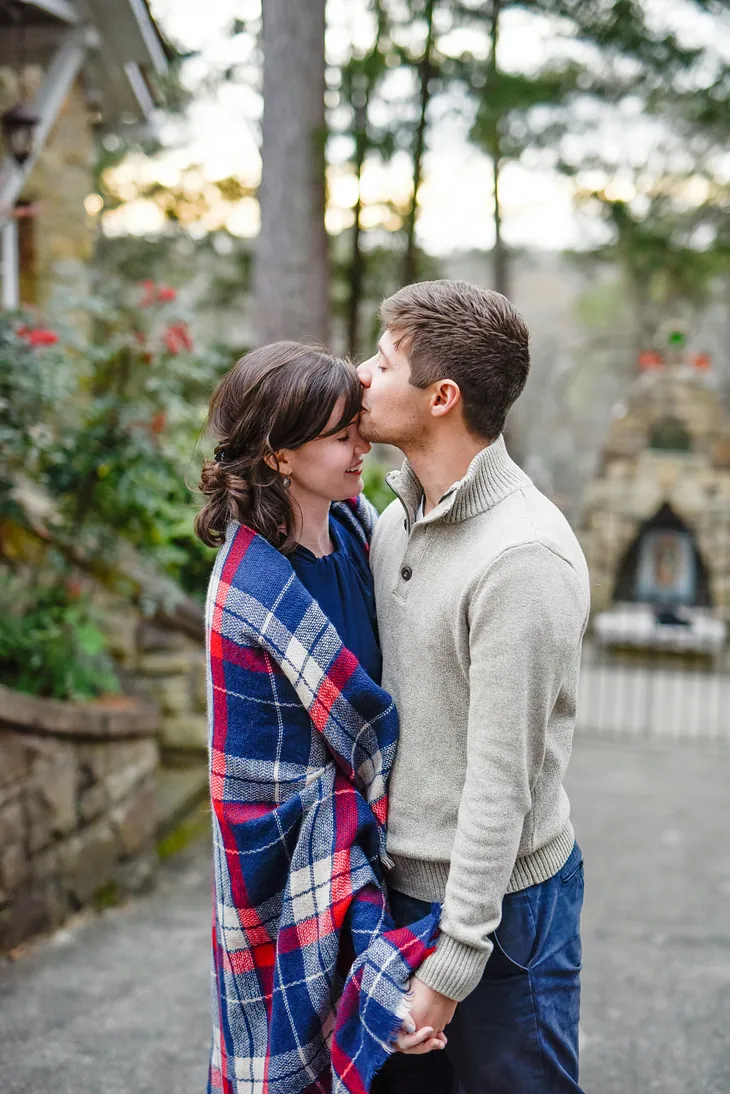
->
xmin=346 ymin=1 xmax=386 ymax=358
xmin=489 ymin=0 xmax=509 ymax=299
xmin=403 ymin=0 xmax=436 ymax=286
xmin=489 ymin=1 xmax=519 ymax=460
xmin=492 ymin=153 xmax=509 ymax=298
xmin=254 ymin=0 xmax=329 ymax=345
xmin=347 ymin=118 xmax=367 ymax=358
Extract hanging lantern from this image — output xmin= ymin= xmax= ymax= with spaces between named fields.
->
xmin=1 ymin=1 xmax=39 ymax=166
xmin=1 ymin=101 xmax=39 ymax=166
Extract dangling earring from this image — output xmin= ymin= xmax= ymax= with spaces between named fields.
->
xmin=281 ymin=475 xmax=292 ymax=489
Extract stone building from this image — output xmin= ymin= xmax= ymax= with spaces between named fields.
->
xmin=0 ymin=0 xmax=168 ymax=308
xmin=581 ymin=340 xmax=730 ymax=653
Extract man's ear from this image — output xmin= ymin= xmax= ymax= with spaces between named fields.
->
xmin=430 ymin=379 xmax=461 ymax=419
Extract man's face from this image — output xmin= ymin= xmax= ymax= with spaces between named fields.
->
xmin=357 ymin=329 xmax=430 ymax=448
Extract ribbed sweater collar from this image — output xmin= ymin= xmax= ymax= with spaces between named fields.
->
xmin=386 ymin=434 xmax=532 ymax=527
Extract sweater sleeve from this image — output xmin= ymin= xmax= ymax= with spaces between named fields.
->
xmin=415 ymin=542 xmax=588 ymax=1001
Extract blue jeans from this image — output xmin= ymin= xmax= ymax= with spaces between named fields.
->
xmin=372 ymin=843 xmax=585 ymax=1094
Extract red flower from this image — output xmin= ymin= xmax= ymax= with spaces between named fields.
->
xmin=139 ymin=280 xmax=177 ymax=306
xmin=164 ymin=321 xmax=193 ymax=355
xmin=16 ymin=325 xmax=59 ymax=347
xmin=139 ymin=279 xmax=157 ymax=308
xmin=149 ymin=410 xmax=167 ymax=436
xmin=30 ymin=329 xmax=60 ymax=346
xmin=638 ymin=350 xmax=664 ymax=371
xmin=66 ymin=578 xmax=84 ymax=600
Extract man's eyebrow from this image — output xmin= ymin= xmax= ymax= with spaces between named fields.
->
xmin=378 ymin=340 xmax=394 ymax=364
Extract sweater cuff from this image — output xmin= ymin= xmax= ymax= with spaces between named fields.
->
xmin=415 ymin=933 xmax=491 ymax=1002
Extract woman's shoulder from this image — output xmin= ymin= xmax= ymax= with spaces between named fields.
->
xmin=215 ymin=521 xmax=294 ymax=601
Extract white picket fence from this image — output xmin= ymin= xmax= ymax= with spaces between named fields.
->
xmin=576 ymin=644 xmax=730 ymax=741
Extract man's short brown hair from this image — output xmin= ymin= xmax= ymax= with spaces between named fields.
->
xmin=380 ymin=280 xmax=530 ymax=440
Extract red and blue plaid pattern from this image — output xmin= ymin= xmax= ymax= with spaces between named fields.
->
xmin=205 ymin=498 xmax=439 ymax=1094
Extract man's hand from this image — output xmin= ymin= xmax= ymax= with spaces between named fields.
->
xmin=406 ymin=975 xmax=457 ymax=1035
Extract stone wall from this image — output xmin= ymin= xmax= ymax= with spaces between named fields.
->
xmin=134 ymin=622 xmax=208 ymax=755
xmin=100 ymin=597 xmax=208 ymax=756
xmin=581 ymin=365 xmax=730 ymax=616
xmin=0 ymin=686 xmax=159 ymax=953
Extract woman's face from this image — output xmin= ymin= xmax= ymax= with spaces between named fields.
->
xmin=278 ymin=396 xmax=372 ymax=503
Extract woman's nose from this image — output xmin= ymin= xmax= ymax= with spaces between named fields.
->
xmin=354 ymin=428 xmax=371 ymax=455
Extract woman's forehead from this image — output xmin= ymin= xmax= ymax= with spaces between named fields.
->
xmin=322 ymin=392 xmax=361 ymax=433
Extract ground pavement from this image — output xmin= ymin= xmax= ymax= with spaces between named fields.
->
xmin=1 ymin=735 xmax=729 ymax=1094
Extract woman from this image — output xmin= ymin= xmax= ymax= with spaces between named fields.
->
xmin=195 ymin=343 xmax=443 ymax=1094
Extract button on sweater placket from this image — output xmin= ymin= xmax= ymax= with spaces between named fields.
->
xmin=395 ymin=523 xmax=429 ymax=598
xmin=396 ymin=553 xmax=415 ymax=595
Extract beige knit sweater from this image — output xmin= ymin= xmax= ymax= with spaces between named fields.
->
xmin=370 ymin=436 xmax=590 ymax=1002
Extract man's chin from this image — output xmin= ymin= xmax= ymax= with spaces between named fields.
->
xmin=359 ymin=414 xmax=388 ymax=445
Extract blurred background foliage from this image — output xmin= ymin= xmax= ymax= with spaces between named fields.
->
xmin=0 ymin=289 xmax=223 ymax=698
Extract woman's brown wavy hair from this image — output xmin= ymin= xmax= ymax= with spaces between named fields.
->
xmin=194 ymin=341 xmax=361 ymax=554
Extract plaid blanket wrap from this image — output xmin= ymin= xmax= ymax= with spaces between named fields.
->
xmin=206 ymin=497 xmax=440 ymax=1094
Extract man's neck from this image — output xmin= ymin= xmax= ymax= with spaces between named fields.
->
xmin=288 ymin=487 xmax=333 ymax=556
xmin=405 ymin=433 xmax=492 ymax=515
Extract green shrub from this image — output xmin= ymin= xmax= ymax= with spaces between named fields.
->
xmin=0 ymin=565 xmax=119 ymax=701
xmin=362 ymin=460 xmax=395 ymax=514
xmin=1 ymin=290 xmax=224 ymax=599
xmin=0 ymin=313 xmax=75 ymax=516
xmin=0 ymin=290 xmax=226 ymax=698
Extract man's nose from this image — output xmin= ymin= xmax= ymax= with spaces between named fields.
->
xmin=357 ymin=359 xmax=373 ymax=386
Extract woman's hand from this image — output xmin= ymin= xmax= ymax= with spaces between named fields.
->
xmin=394 ymin=1025 xmax=448 ymax=1055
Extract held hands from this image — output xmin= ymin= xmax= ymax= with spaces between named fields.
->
xmin=395 ymin=976 xmax=457 ymax=1055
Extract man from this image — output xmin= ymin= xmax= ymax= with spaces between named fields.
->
xmin=357 ymin=280 xmax=590 ymax=1094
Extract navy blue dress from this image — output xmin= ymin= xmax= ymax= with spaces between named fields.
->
xmin=291 ymin=511 xmax=382 ymax=685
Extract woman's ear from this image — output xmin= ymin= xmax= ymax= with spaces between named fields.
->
xmin=264 ymin=449 xmax=292 ymax=476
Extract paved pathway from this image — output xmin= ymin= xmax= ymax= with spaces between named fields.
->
xmin=569 ymin=737 xmax=730 ymax=1094
xmin=0 ymin=845 xmax=212 ymax=1094
xmin=2 ymin=736 xmax=730 ymax=1094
